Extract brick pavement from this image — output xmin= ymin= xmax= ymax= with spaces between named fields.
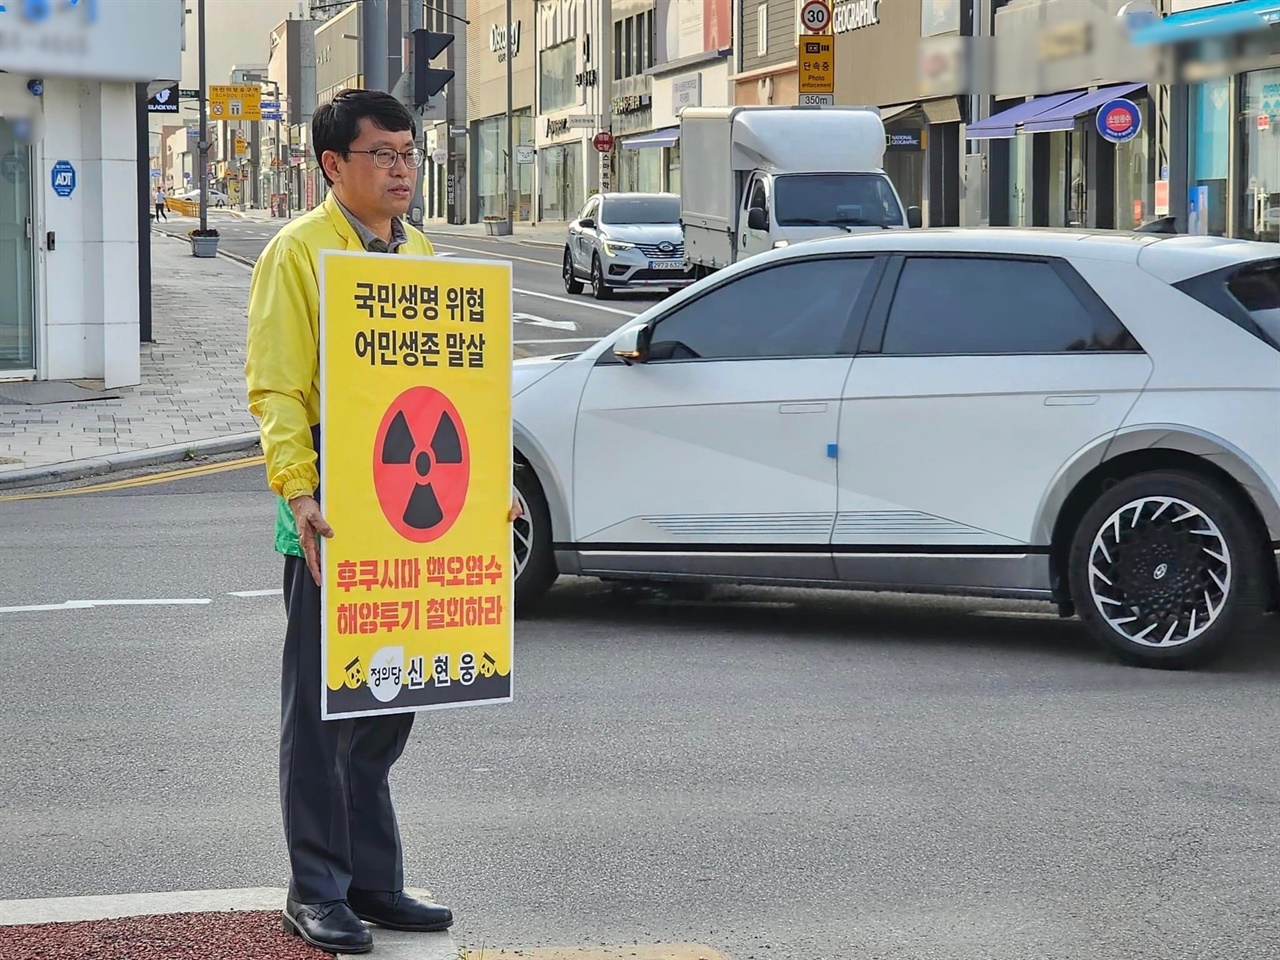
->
xmin=0 ymin=231 xmax=260 ymax=484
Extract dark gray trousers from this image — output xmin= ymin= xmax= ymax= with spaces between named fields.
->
xmin=280 ymin=552 xmax=416 ymax=903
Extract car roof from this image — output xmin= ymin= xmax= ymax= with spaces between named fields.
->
xmin=599 ymin=192 xmax=678 ymax=201
xmin=782 ymin=227 xmax=1280 ymax=281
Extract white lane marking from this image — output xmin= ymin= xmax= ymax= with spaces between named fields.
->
xmin=514 ymin=288 xmax=637 ymax=317
xmin=514 ymin=312 xmax=578 ymax=331
xmin=228 ymin=589 xmax=284 ymax=597
xmin=514 ymin=337 xmax=600 ymax=345
xmin=0 ymin=598 xmax=212 ymax=613
xmin=430 ymin=241 xmax=557 ymax=268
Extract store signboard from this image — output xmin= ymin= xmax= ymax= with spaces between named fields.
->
xmin=0 ymin=0 xmax=182 ymax=82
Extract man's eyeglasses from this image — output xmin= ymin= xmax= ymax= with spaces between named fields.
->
xmin=346 ymin=147 xmax=425 ymax=169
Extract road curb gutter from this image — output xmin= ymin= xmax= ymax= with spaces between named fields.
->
xmin=0 ymin=432 xmax=262 ymax=491
xmin=0 ymin=886 xmax=458 ymax=959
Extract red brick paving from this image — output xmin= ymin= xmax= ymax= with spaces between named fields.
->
xmin=0 ymin=909 xmax=329 ymax=960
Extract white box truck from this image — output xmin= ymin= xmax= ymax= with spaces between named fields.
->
xmin=678 ymin=105 xmax=921 ymax=275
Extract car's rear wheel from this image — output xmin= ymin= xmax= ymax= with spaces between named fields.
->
xmin=591 ymin=255 xmax=613 ymax=300
xmin=563 ymin=247 xmax=583 ymax=295
xmin=1068 ymin=470 xmax=1266 ymax=668
xmin=513 ymin=463 xmax=558 ymax=613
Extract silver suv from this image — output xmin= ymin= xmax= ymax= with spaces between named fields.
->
xmin=563 ymin=192 xmax=695 ymax=300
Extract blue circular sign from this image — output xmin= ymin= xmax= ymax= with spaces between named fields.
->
xmin=1096 ymin=98 xmax=1142 ymax=143
xmin=51 ymin=159 xmax=76 ymax=198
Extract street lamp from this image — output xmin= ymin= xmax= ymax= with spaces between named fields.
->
xmin=242 ymin=72 xmax=289 ymax=216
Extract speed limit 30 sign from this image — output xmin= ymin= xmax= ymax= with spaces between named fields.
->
xmin=800 ymin=0 xmax=831 ymax=33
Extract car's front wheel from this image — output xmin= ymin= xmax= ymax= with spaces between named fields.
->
xmin=563 ymin=247 xmax=583 ymax=295
xmin=1068 ymin=470 xmax=1267 ymax=668
xmin=591 ymin=254 xmax=613 ymax=300
xmin=513 ymin=462 xmax=558 ymax=613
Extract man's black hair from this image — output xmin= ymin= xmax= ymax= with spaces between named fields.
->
xmin=312 ymin=88 xmax=417 ymax=185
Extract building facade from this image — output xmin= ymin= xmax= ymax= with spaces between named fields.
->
xmin=734 ymin=0 xmax=800 ymax=106
xmin=0 ymin=0 xmax=183 ymax=386
xmin=465 ymin=0 xmax=536 ymax=223
xmin=634 ymin=0 xmax=733 ymax=195
xmin=534 ymin=0 xmax=614 ymax=222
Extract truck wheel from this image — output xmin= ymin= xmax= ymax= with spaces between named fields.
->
xmin=1067 ymin=470 xmax=1267 ymax=668
xmin=591 ymin=255 xmax=613 ymax=300
xmin=562 ymin=247 xmax=583 ymax=295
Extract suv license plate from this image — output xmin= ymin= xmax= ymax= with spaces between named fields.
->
xmin=650 ymin=260 xmax=685 ymax=270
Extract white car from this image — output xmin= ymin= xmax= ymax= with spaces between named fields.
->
xmin=510 ymin=228 xmax=1280 ymax=668
xmin=563 ymin=192 xmax=696 ymax=299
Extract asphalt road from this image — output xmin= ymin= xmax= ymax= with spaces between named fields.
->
xmin=155 ymin=213 xmax=663 ymax=359
xmin=3 ymin=462 xmax=1280 ymax=959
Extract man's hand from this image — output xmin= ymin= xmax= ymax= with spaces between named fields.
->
xmin=289 ymin=494 xmax=334 ymax=586
xmin=509 ymin=492 xmax=523 ymax=523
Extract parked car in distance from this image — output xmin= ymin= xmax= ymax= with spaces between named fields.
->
xmin=563 ymin=192 xmax=695 ymax=300
xmin=514 ymin=227 xmax=1280 ymax=669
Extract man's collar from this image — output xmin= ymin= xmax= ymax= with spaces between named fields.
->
xmin=330 ymin=192 xmax=407 ymax=252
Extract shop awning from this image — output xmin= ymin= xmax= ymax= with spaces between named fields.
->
xmin=1129 ymin=0 xmax=1280 ymax=46
xmin=1021 ymin=82 xmax=1147 ymax=133
xmin=964 ymin=90 xmax=1089 ymax=140
xmin=621 ymin=126 xmax=680 ymax=149
xmin=879 ymin=103 xmax=918 ymax=123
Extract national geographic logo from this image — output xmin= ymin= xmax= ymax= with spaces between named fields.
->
xmin=833 ymin=0 xmax=880 ymax=34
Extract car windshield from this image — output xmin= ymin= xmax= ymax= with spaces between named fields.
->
xmin=601 ymin=196 xmax=680 ymax=225
xmin=773 ymin=174 xmax=904 ymax=228
xmin=1226 ymin=260 xmax=1280 ymax=348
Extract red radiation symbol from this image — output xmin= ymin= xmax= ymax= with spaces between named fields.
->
xmin=372 ymin=387 xmax=470 ymax=542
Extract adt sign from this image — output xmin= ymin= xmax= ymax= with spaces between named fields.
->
xmin=51 ymin=159 xmax=76 ymax=198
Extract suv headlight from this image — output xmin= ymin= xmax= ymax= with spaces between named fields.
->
xmin=603 ymin=239 xmax=635 ymax=256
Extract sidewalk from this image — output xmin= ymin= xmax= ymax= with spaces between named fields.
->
xmin=0 ymin=231 xmax=260 ymax=488
xmin=425 ymin=218 xmax=566 ymax=248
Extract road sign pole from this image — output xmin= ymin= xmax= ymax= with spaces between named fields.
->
xmin=505 ymin=0 xmax=514 ymax=235
xmin=197 ymin=0 xmax=208 ymax=232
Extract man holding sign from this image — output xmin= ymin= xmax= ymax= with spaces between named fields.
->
xmin=245 ymin=89 xmax=515 ymax=955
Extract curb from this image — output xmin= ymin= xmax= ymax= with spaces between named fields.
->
xmin=0 ymin=432 xmax=262 ymax=491
xmin=0 ymin=886 xmax=458 ymax=960
xmin=426 ymin=228 xmax=563 ymax=250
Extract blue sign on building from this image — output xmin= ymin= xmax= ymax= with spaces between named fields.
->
xmin=1096 ymin=99 xmax=1142 ymax=144
xmin=51 ymin=159 xmax=76 ymax=198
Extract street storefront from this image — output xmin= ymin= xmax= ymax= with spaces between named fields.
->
xmin=832 ymin=0 xmax=966 ymax=226
xmin=534 ymin=0 xmax=612 ymax=221
xmin=632 ymin=0 xmax=733 ymax=195
xmin=0 ymin=0 xmax=183 ymax=386
xmin=466 ymin=0 xmax=536 ymax=224
xmin=973 ymin=0 xmax=1164 ymax=231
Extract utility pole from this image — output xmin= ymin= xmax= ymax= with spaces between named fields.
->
xmin=505 ymin=0 xmax=514 ymax=234
xmin=363 ymin=0 xmax=389 ymax=92
xmin=197 ymin=0 xmax=209 ymax=232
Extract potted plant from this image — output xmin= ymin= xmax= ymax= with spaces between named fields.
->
xmin=189 ymin=227 xmax=220 ymax=258
xmin=483 ymin=215 xmax=511 ymax=237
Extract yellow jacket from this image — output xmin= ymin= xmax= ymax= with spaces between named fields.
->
xmin=244 ymin=192 xmax=435 ymax=555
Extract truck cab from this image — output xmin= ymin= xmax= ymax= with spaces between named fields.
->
xmin=680 ymin=105 xmax=922 ymax=274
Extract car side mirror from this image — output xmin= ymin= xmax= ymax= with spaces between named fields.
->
xmin=907 ymin=206 xmax=923 ymax=229
xmin=747 ymin=206 xmax=768 ymax=231
xmin=612 ymin=325 xmax=651 ymax=364
xmin=580 ymin=217 xmax=596 ymax=229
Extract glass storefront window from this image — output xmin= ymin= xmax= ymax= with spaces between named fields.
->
xmin=1190 ymin=79 xmax=1230 ymax=236
xmin=667 ymin=142 xmax=681 ymax=195
xmin=539 ymin=141 xmax=583 ymax=220
xmin=1239 ymin=69 xmax=1280 ymax=242
xmin=1114 ymin=98 xmax=1152 ymax=229
xmin=540 ymin=40 xmax=577 ymax=113
xmin=474 ymin=111 xmax=533 ymax=221
xmin=0 ymin=117 xmax=36 ymax=371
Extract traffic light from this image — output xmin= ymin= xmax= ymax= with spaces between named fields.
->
xmin=412 ymin=29 xmax=454 ymax=109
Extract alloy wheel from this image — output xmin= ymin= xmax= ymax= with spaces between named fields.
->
xmin=1087 ymin=495 xmax=1231 ymax=648
xmin=512 ymin=486 xmax=533 ymax=581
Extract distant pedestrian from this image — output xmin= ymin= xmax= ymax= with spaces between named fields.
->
xmin=154 ymin=186 xmax=167 ymax=221
xmin=244 ymin=87 xmax=522 ymax=955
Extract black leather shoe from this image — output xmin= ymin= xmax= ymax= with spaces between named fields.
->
xmin=282 ymin=897 xmax=373 ymax=954
xmin=347 ymin=888 xmax=453 ymax=932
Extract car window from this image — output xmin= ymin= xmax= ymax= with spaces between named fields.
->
xmin=648 ymin=257 xmax=875 ymax=361
xmin=579 ymin=197 xmax=598 ymax=221
xmin=748 ymin=178 xmax=768 ymax=218
xmin=774 ymin=174 xmax=903 ymax=228
xmin=1224 ymin=260 xmax=1280 ymax=348
xmin=601 ymin=196 xmax=680 ymax=224
xmin=881 ymin=257 xmax=1140 ymax=355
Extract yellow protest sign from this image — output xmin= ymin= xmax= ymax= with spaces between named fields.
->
xmin=209 ymin=84 xmax=261 ymax=121
xmin=319 ymin=250 xmax=513 ymax=719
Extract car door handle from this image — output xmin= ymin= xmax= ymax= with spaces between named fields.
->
xmin=1044 ymin=395 xmax=1100 ymax=406
xmin=778 ymin=402 xmax=827 ymax=414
